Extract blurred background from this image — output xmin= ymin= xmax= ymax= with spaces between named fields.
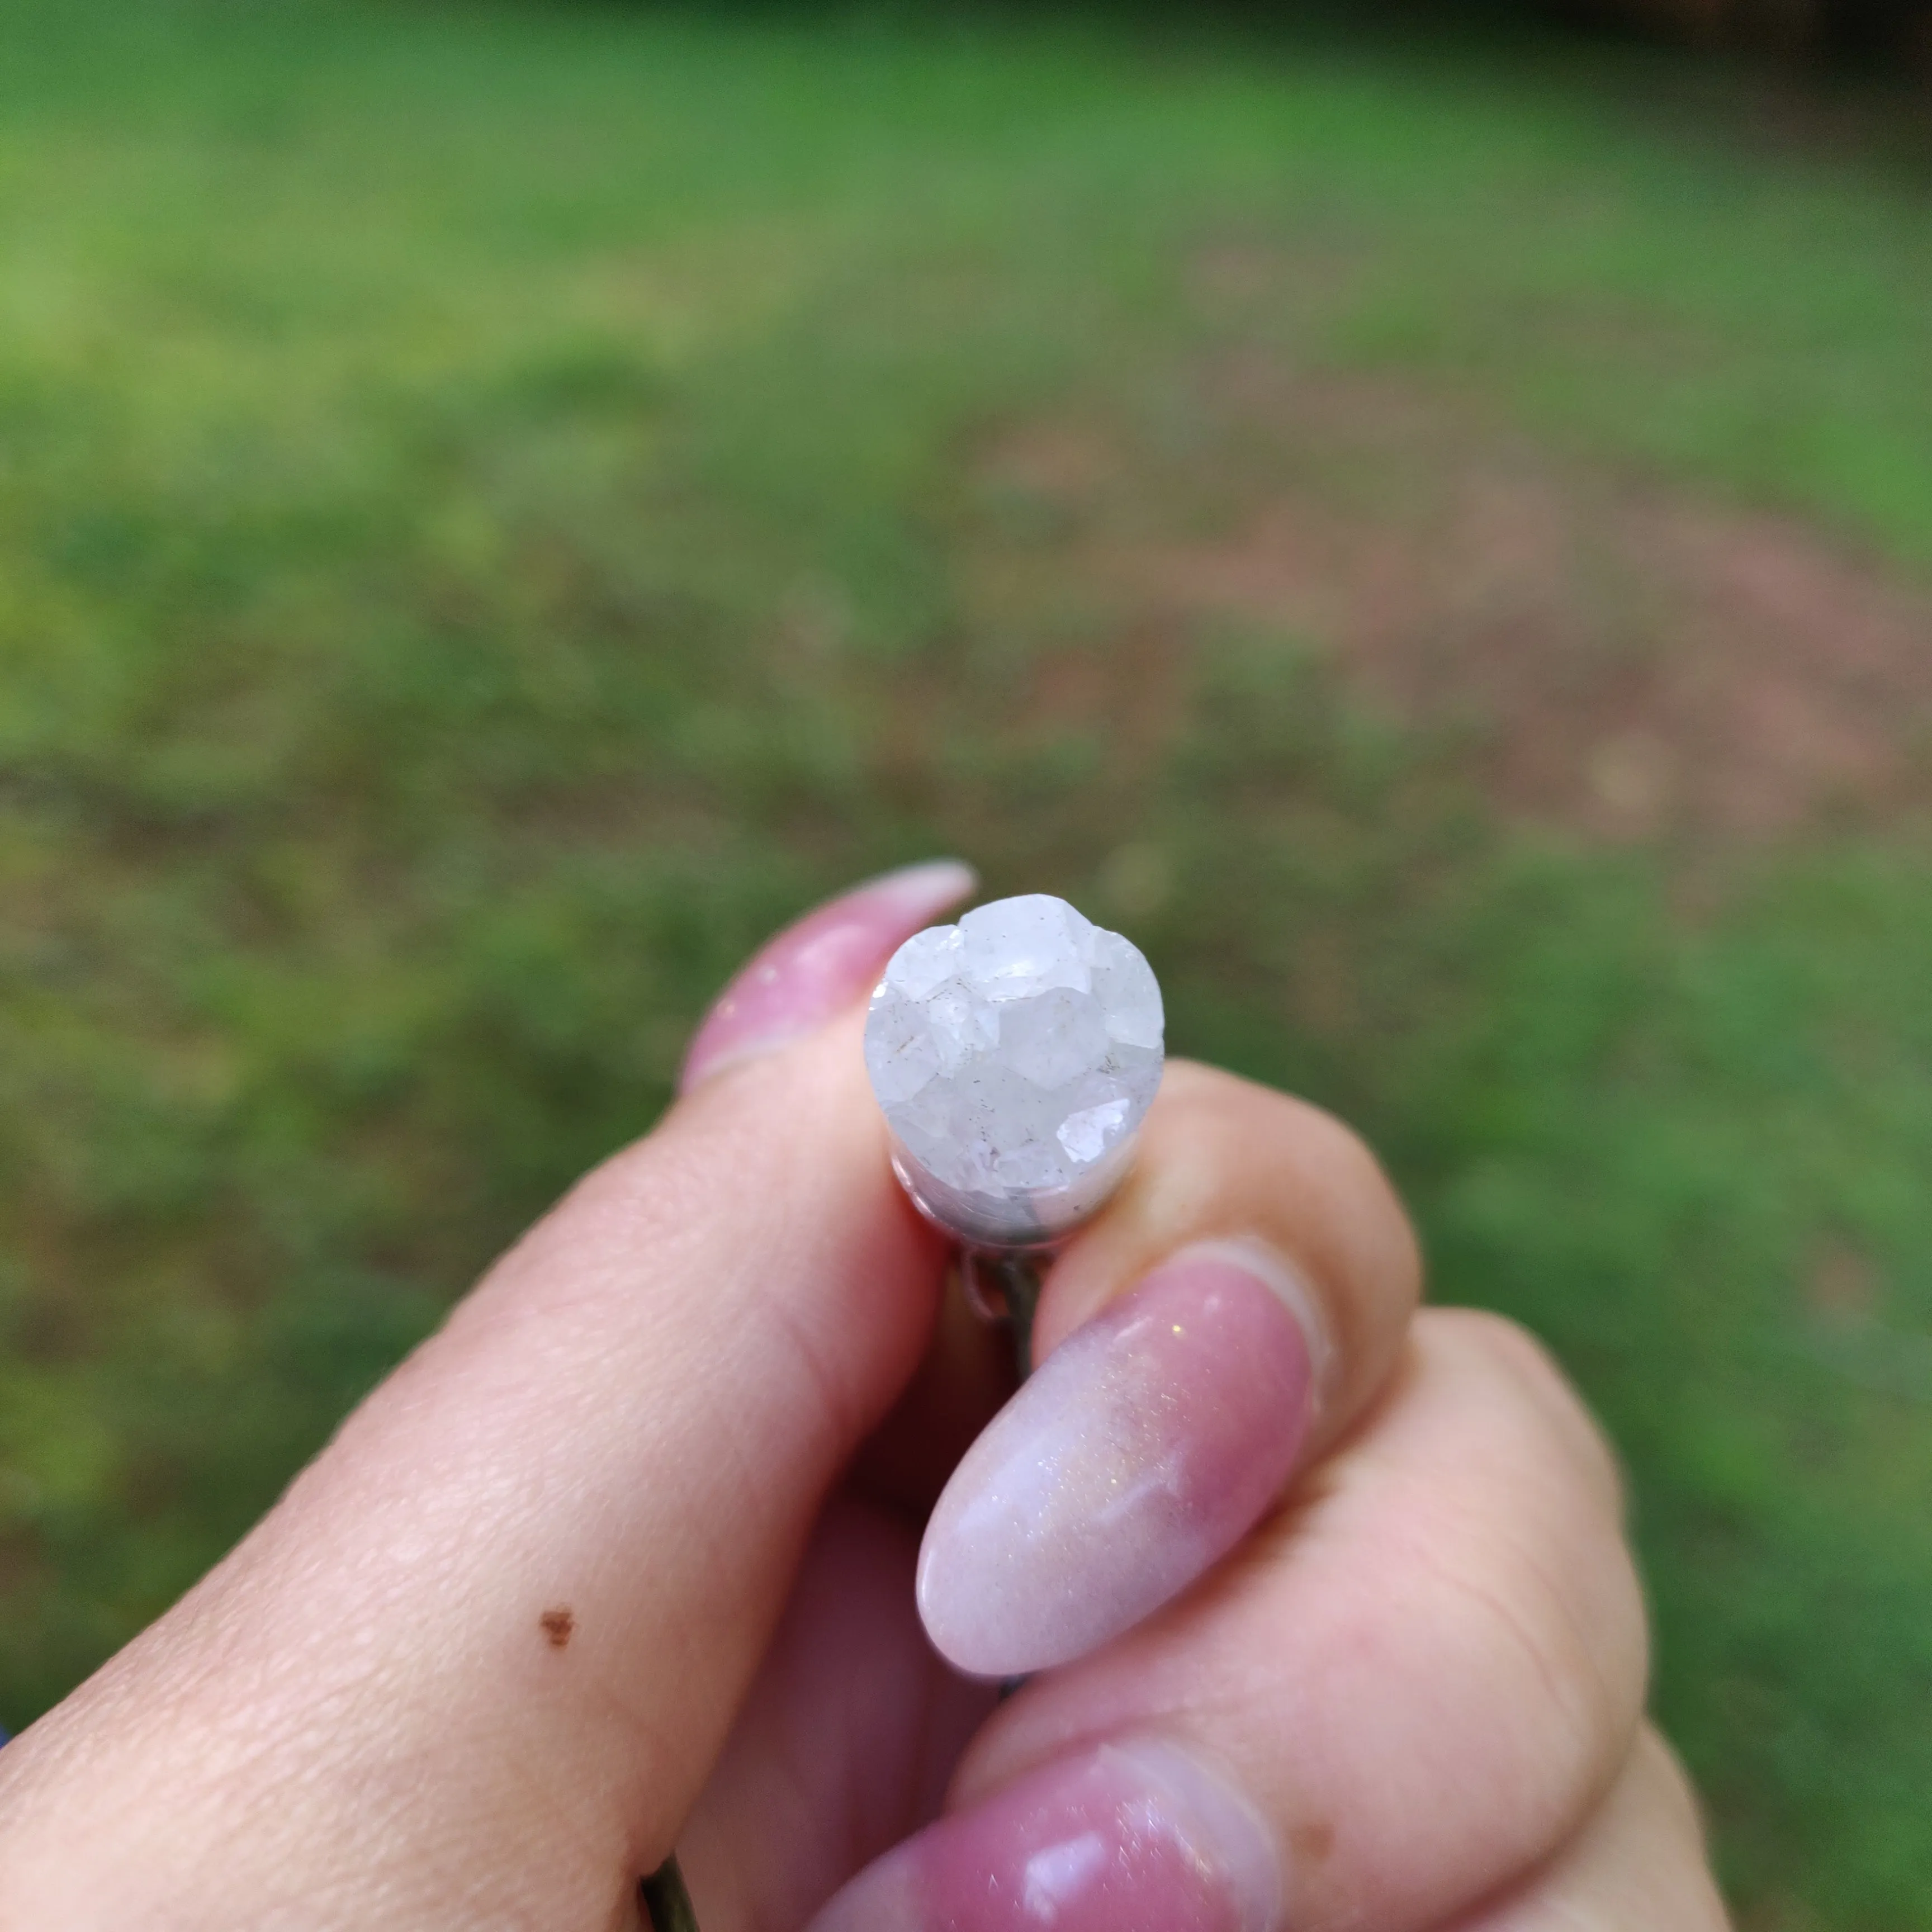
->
xmin=2 ymin=0 xmax=1930 ymax=1921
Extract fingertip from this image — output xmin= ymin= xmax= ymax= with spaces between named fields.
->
xmin=1030 ymin=1062 xmax=1420 ymax=1441
xmin=679 ymin=861 xmax=978 ymax=1094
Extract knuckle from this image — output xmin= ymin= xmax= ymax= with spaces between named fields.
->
xmin=1444 ymin=1306 xmax=1566 ymax=1394
xmin=1461 ymin=1473 xmax=1642 ymax=1702
xmin=1635 ymin=1724 xmax=1713 ymax=1853
xmin=1433 ymin=1308 xmax=1627 ymax=1521
xmin=1408 ymin=1477 xmax=1650 ymax=1841
xmin=1388 ymin=1315 xmax=1653 ymax=1801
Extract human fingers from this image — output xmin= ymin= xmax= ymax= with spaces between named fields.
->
xmin=1439 ymin=1726 xmax=1730 ymax=1932
xmin=811 ymin=1309 xmax=1651 ymax=1932
xmin=918 ymin=1059 xmax=1422 ymax=1675
xmin=675 ymin=1495 xmax=996 ymax=1931
xmin=683 ymin=1057 xmax=1425 ymax=1920
xmin=0 ymin=862 xmax=972 ymax=1931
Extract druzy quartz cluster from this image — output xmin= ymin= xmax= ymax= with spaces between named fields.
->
xmin=863 ymin=894 xmax=1163 ymax=1248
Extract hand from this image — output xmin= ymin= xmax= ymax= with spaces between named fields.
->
xmin=0 ymin=865 xmax=1730 ymax=1931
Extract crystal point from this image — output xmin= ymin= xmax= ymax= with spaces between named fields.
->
xmin=864 ymin=894 xmax=1164 ymax=1246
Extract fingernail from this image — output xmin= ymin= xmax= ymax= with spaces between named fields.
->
xmin=918 ymin=1241 xmax=1319 ymax=1677
xmin=680 ymin=860 xmax=977 ymax=1092
xmin=804 ymin=1739 xmax=1281 ymax=1932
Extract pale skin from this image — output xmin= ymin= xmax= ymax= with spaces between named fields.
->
xmin=0 ymin=890 xmax=1732 ymax=1929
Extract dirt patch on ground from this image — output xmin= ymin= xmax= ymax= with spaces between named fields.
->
xmin=973 ymin=359 xmax=1932 ymax=842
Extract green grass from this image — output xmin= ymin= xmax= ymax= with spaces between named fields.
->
xmin=3 ymin=3 xmax=1932 ymax=1924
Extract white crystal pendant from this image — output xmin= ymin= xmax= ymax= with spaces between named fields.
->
xmin=864 ymin=894 xmax=1164 ymax=1248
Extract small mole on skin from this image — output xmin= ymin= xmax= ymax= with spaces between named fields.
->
xmin=539 ymin=1607 xmax=575 ymax=1649
xmin=1291 ymin=1819 xmax=1336 ymax=1864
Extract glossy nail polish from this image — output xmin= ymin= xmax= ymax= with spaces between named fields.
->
xmin=679 ymin=860 xmax=977 ymax=1092
xmin=918 ymin=1243 xmax=1318 ymax=1677
xmin=805 ymin=1740 xmax=1281 ymax=1932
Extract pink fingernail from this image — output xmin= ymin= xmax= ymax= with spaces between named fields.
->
xmin=918 ymin=1242 xmax=1319 ymax=1677
xmin=679 ymin=861 xmax=977 ymax=1093
xmin=804 ymin=1739 xmax=1281 ymax=1932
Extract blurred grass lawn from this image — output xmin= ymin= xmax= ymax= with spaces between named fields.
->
xmin=4 ymin=1 xmax=1932 ymax=1923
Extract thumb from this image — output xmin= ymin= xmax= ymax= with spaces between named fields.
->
xmin=0 ymin=862 xmax=976 ymax=1932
